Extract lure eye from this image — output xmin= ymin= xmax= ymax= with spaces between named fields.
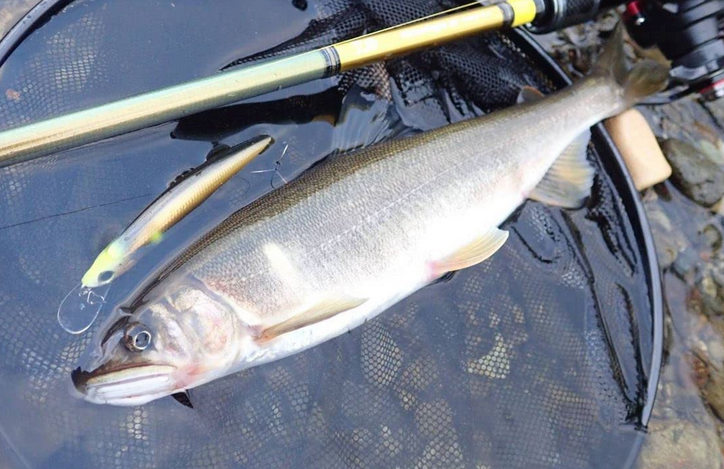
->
xmin=98 ymin=271 xmax=114 ymax=283
xmin=124 ymin=324 xmax=152 ymax=352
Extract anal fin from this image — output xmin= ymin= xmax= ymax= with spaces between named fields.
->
xmin=529 ymin=129 xmax=595 ymax=209
xmin=431 ymin=227 xmax=508 ymax=277
xmin=258 ymin=295 xmax=367 ymax=342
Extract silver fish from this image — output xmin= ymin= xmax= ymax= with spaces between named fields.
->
xmin=71 ymin=29 xmax=669 ymax=406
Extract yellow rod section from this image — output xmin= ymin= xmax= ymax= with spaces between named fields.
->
xmin=0 ymin=0 xmax=539 ymax=167
xmin=335 ymin=0 xmax=537 ymax=71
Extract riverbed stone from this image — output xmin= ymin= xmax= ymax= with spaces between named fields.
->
xmin=643 ymin=196 xmax=690 ymax=270
xmin=695 ymin=257 xmax=724 ymax=319
xmin=638 ymin=418 xmax=721 ymax=469
xmin=702 ymin=364 xmax=724 ymax=422
xmin=661 ymin=138 xmax=724 ymax=207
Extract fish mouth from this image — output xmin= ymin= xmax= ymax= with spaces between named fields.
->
xmin=72 ymin=364 xmax=178 ymax=406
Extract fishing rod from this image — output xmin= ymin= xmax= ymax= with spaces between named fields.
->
xmin=0 ymin=0 xmax=537 ymax=167
xmin=0 ymin=0 xmax=721 ymax=167
xmin=0 ymin=0 xmax=544 ymax=166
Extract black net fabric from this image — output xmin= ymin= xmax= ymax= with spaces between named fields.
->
xmin=0 ymin=1 xmax=654 ymax=469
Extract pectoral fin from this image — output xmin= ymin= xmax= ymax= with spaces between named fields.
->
xmin=431 ymin=227 xmax=508 ymax=277
xmin=257 ymin=295 xmax=367 ymax=341
xmin=529 ymin=129 xmax=595 ymax=208
xmin=171 ymin=391 xmax=194 ymax=409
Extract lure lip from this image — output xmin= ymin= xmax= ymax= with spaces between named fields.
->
xmin=72 ymin=364 xmax=177 ymax=406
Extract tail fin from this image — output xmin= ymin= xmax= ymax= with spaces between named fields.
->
xmin=593 ymin=25 xmax=670 ymax=105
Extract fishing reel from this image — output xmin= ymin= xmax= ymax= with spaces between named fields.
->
xmin=623 ymin=0 xmax=724 ymax=101
xmin=530 ymin=0 xmax=724 ymax=101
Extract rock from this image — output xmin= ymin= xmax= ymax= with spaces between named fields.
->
xmin=694 ymin=257 xmax=724 ymax=319
xmin=671 ymin=246 xmax=700 ymax=280
xmin=684 ymin=351 xmax=711 ymax=390
xmin=643 ymin=195 xmax=690 ymax=270
xmin=703 ymin=99 xmax=724 ymax=127
xmin=701 ymin=224 xmax=722 ymax=253
xmin=533 ymin=10 xmax=619 ymax=77
xmin=637 ymin=418 xmax=722 ymax=469
xmin=660 ymin=98 xmax=722 ymax=144
xmin=661 ymin=138 xmax=724 ymax=207
xmin=0 ymin=1 xmax=42 ymax=39
xmin=702 ymin=362 xmax=724 ymax=421
xmin=699 ymin=139 xmax=724 ymax=165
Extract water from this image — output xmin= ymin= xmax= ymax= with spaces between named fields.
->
xmin=0 ymin=1 xmax=657 ymax=468
xmin=636 ymin=181 xmax=724 ymax=468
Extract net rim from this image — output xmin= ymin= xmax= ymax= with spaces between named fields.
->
xmin=510 ymin=27 xmax=663 ymax=469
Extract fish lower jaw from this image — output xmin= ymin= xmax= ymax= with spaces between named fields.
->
xmin=82 ymin=365 xmax=178 ymax=406
xmin=84 ymin=389 xmax=177 ymax=407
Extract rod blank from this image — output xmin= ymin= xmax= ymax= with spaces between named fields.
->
xmin=0 ymin=0 xmax=537 ymax=167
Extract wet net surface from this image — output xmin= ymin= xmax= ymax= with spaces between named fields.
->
xmin=0 ymin=1 xmax=655 ymax=468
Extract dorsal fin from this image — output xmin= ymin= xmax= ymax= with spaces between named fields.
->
xmin=330 ymin=86 xmax=401 ymax=155
xmin=516 ymin=86 xmax=545 ymax=104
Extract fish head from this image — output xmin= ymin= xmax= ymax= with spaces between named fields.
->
xmin=81 ymin=240 xmax=132 ymax=288
xmin=72 ymin=283 xmax=241 ymax=406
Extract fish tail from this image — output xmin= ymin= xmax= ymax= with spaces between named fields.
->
xmin=592 ymin=25 xmax=670 ymax=106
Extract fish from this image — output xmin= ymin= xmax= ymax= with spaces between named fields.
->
xmin=80 ymin=135 xmax=274 ymax=288
xmin=71 ymin=28 xmax=669 ymax=406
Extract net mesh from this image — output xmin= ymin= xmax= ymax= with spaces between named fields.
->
xmin=0 ymin=1 xmax=654 ymax=468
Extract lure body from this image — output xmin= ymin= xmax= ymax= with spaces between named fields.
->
xmin=81 ymin=136 xmax=274 ymax=288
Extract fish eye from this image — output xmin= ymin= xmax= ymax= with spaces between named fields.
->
xmin=98 ymin=271 xmax=114 ymax=282
xmin=124 ymin=323 xmax=152 ymax=352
